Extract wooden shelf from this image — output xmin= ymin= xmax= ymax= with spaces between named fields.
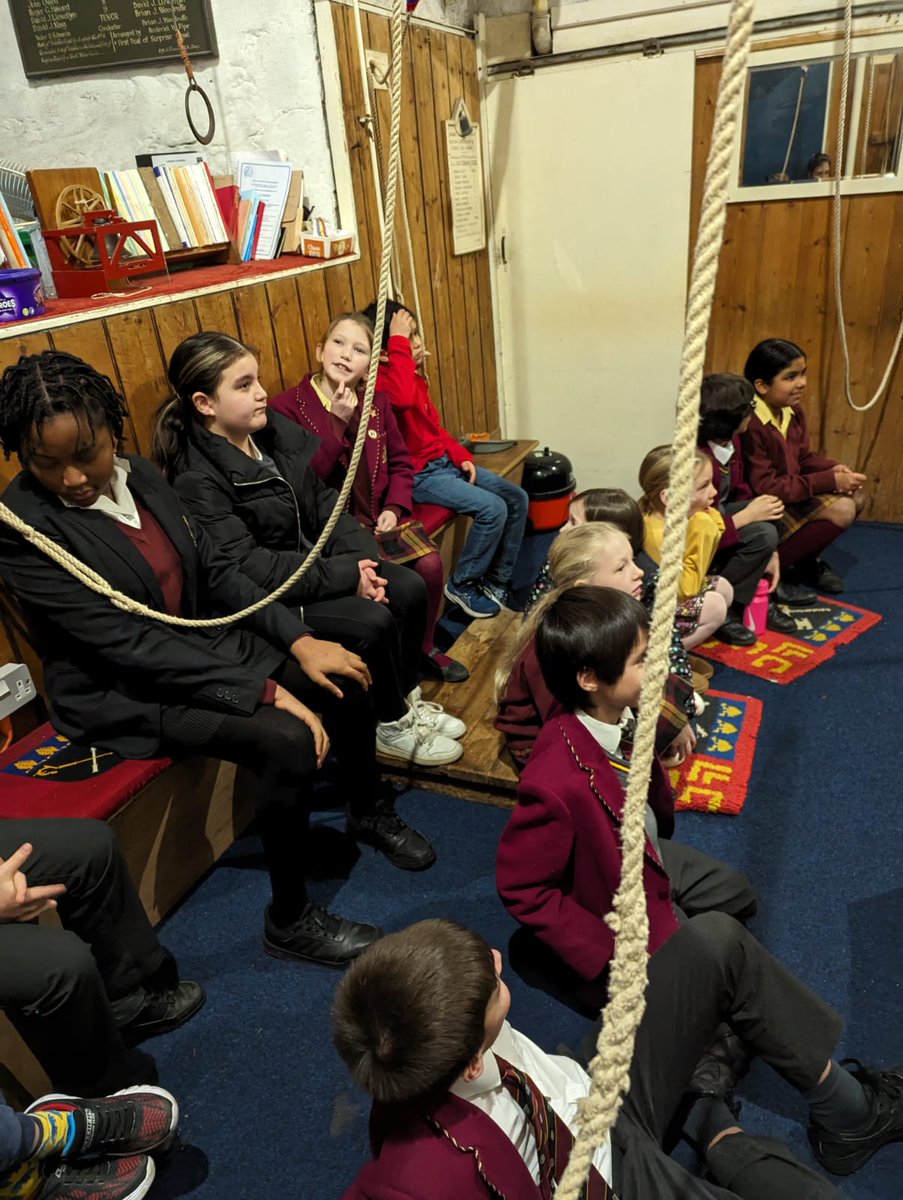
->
xmin=0 ymin=250 xmax=360 ymax=339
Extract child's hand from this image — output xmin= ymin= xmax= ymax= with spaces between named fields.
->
xmin=763 ymin=551 xmax=780 ymax=592
xmin=745 ymin=494 xmax=784 ymax=522
xmin=291 ymin=636 xmax=372 ymax=698
xmin=662 ymin=723 xmax=696 ymax=767
xmin=273 ymin=686 xmax=330 ymax=766
xmin=0 ymin=844 xmax=66 ymax=923
xmin=834 ymin=465 xmax=867 ymax=493
xmin=331 ymin=380 xmax=358 ymax=424
xmin=375 ymin=509 xmax=398 ymax=533
xmin=461 ymin=460 xmax=477 ymax=484
xmin=389 ymin=310 xmax=416 ymax=341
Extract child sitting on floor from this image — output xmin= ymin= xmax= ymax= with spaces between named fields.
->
xmin=741 ymin=337 xmax=867 ymax=597
xmin=698 ymin=373 xmax=794 ymax=632
xmin=268 ymin=311 xmax=467 ymax=683
xmin=363 ymin=299 xmax=528 ymax=620
xmin=496 ymin=585 xmax=756 ymax=991
xmin=639 ymin=445 xmax=748 ymax=647
xmin=495 ymin=523 xmax=696 ymax=771
xmin=334 ymin=914 xmax=902 ymax=1198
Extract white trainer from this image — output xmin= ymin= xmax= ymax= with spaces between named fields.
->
xmin=405 ymin=687 xmax=468 ymax=740
xmin=377 ymin=711 xmax=463 ymax=766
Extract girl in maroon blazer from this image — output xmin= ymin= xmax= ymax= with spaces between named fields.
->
xmin=269 ymin=312 xmax=467 ymax=682
xmin=496 ymin=587 xmax=755 ymax=992
xmin=740 ymin=338 xmax=867 ymax=595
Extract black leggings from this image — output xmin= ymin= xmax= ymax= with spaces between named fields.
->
xmin=160 ymin=660 xmax=380 ymax=922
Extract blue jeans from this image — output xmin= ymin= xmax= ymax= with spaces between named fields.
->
xmin=412 ymin=455 xmax=528 ymax=587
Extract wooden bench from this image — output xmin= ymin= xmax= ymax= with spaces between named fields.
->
xmin=380 ymin=608 xmax=522 ymax=805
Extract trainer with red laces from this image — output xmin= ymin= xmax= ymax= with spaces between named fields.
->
xmin=0 ymin=1084 xmax=177 ymax=1200
xmin=0 ymin=820 xmax=203 ymax=1098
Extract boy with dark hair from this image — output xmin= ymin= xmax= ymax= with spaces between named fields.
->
xmin=334 ymin=914 xmax=903 ymax=1198
xmin=698 ymin=374 xmax=799 ymax=629
xmin=496 ymin=587 xmax=755 ymax=991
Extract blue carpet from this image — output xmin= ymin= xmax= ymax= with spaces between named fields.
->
xmin=149 ymin=523 xmax=902 ymax=1199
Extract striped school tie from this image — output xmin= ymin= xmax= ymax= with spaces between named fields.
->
xmin=495 ymin=1055 xmax=617 ymax=1199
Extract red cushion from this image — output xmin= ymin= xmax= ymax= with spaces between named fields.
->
xmin=411 ymin=501 xmax=455 ymax=535
xmin=0 ymin=723 xmax=172 ymax=821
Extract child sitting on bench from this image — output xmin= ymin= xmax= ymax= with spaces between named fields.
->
xmin=363 ymin=300 xmax=528 ymax=620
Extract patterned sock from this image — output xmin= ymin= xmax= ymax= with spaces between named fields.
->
xmin=0 ymin=1156 xmax=44 ymax=1199
xmin=24 ymin=1110 xmax=78 ymax=1159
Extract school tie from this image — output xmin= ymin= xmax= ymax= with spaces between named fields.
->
xmin=495 ymin=1055 xmax=617 ymax=1200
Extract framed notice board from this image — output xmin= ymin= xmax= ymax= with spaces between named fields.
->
xmin=9 ymin=1 xmax=218 ymax=79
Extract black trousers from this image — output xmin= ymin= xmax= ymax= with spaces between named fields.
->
xmin=611 ymin=913 xmax=844 ymax=1199
xmin=713 ymin=507 xmax=779 ymax=609
xmin=301 ymin=562 xmax=427 ymax=723
xmin=0 ymin=819 xmax=167 ymax=1096
xmin=160 ymin=660 xmax=382 ymax=919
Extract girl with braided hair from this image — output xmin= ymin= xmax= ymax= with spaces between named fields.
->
xmin=0 ymin=350 xmax=437 ymax=969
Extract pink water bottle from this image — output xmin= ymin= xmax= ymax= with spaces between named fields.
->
xmin=744 ymin=578 xmax=770 ymax=635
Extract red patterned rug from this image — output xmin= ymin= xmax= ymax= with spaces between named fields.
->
xmin=697 ymin=597 xmax=881 ymax=684
xmin=669 ymin=689 xmax=762 ymax=816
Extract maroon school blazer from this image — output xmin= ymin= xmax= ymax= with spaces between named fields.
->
xmin=496 ymin=712 xmax=680 ymax=982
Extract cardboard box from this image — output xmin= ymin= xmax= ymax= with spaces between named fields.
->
xmin=301 ymin=231 xmax=355 ymax=259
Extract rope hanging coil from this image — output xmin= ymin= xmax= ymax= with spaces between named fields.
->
xmin=0 ymin=0 xmax=409 ymax=630
xmin=556 ymin=1 xmax=755 ymax=1193
xmin=833 ymin=0 xmax=903 ymax=413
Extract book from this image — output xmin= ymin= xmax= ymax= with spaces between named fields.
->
xmin=135 ymin=151 xmax=204 ymax=169
xmin=0 ymin=193 xmax=29 ymax=269
xmin=153 ymin=167 xmax=191 ymax=248
xmin=162 ymin=167 xmax=199 ymax=247
xmin=139 ymin=168 xmax=182 ymax=250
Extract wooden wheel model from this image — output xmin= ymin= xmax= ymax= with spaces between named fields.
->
xmin=54 ymin=184 xmax=107 ymax=264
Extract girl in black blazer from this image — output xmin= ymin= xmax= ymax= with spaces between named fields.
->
xmin=0 ymin=350 xmax=435 ymax=968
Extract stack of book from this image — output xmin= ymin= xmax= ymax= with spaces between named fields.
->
xmin=0 ymin=194 xmax=29 ymax=269
xmin=106 ymin=164 xmax=229 ymax=252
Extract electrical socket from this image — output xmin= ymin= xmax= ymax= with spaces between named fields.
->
xmin=0 ymin=663 xmax=36 ymax=720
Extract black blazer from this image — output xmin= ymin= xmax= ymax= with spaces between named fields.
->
xmin=172 ymin=410 xmax=379 ymax=608
xmin=0 ymin=456 xmax=307 ymax=758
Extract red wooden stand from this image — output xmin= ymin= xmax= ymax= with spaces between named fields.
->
xmin=42 ymin=210 xmax=167 ymax=299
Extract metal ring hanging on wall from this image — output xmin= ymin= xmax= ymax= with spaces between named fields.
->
xmin=175 ymin=25 xmax=216 ymax=145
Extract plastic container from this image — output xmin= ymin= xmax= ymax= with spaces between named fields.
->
xmin=0 ymin=267 xmax=45 ymax=322
xmin=521 ymin=446 xmax=576 ymax=531
xmin=744 ymin=577 xmax=770 ymax=635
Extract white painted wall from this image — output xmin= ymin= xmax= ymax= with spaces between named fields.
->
xmin=0 ymin=0 xmax=469 ymax=226
xmin=484 ymin=50 xmax=696 ymax=495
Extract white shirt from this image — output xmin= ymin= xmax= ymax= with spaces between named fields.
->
xmin=576 ymin=708 xmax=662 ymax=861
xmin=708 ymin=439 xmax=735 ymax=465
xmin=60 ymin=457 xmax=141 ymax=528
xmin=450 ymin=1021 xmax=614 ymax=1188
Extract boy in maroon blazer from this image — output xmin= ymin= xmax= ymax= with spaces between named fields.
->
xmin=334 ymin=916 xmax=903 ymax=1198
xmin=495 ymin=587 xmax=755 ymax=997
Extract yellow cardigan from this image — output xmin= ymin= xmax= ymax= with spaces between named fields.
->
xmin=643 ymin=508 xmax=725 ymax=601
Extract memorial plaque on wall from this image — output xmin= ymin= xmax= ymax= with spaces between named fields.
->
xmin=9 ymin=1 xmax=218 ymax=79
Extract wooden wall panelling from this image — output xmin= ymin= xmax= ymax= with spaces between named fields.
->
xmin=462 ymin=38 xmax=499 ymax=434
xmin=266 ymin=276 xmax=311 ymax=392
xmin=449 ymin=35 xmax=485 ymax=436
xmin=151 ymin=299 xmax=201 ymax=375
xmin=324 ymin=262 xmax=357 ymax=320
xmin=410 ymin=26 xmax=461 ymax=439
xmin=193 ymin=291 xmax=239 ymax=340
xmin=49 ymin=320 xmax=141 ymax=457
xmin=104 ymin=311 xmax=170 ymax=455
xmin=296 ymin=269 xmax=333 ymax=360
xmin=234 ymin=285 xmax=283 ymax=394
xmin=333 ymin=3 xmax=379 ymax=311
xmin=430 ymin=28 xmax=475 ymax=440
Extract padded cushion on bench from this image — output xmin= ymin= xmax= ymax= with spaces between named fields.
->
xmin=0 ymin=723 xmax=172 ymax=821
xmin=411 ymin=501 xmax=455 ymax=536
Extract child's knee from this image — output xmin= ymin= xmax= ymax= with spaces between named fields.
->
xmin=473 ymin=490 xmax=508 ymax=526
xmin=827 ymin=496 xmax=857 ymax=528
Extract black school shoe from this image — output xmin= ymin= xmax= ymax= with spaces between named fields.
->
xmin=766 ymin=600 xmax=797 ymax=634
xmin=714 ymin=619 xmax=757 ymax=647
xmin=347 ymin=807 xmax=437 ymax=871
xmin=115 ymin=982 xmax=205 ymax=1047
xmin=808 ymin=558 xmax=845 ymax=594
xmin=809 ymin=1059 xmax=903 ymax=1175
xmin=687 ymin=1026 xmax=750 ymax=1113
xmin=775 ymin=579 xmax=818 ymax=606
xmin=263 ymin=904 xmax=382 ymax=967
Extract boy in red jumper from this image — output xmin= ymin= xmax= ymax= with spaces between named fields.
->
xmin=364 ymin=300 xmax=528 ymax=619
